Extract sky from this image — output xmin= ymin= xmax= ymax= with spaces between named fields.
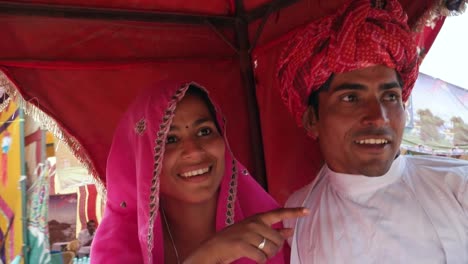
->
xmin=419 ymin=11 xmax=468 ymax=90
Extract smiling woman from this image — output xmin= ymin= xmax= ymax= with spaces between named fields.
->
xmin=89 ymin=80 xmax=308 ymax=264
xmin=160 ymin=89 xmax=226 ymax=206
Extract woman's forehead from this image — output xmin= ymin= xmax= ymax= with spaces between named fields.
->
xmin=172 ymin=95 xmax=214 ymax=124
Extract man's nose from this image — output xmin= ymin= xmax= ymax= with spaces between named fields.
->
xmin=361 ymin=99 xmax=389 ymax=127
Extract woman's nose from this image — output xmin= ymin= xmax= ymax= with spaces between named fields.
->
xmin=181 ymin=138 xmax=203 ymax=158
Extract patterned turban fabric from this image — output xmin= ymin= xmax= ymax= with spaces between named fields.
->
xmin=277 ymin=0 xmax=419 ymax=126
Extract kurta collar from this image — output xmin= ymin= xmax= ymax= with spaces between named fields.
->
xmin=327 ymin=156 xmax=406 ymax=197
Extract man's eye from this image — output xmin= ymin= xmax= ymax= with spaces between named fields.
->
xmin=383 ymin=93 xmax=400 ymax=101
xmin=166 ymin=135 xmax=178 ymax=144
xmin=341 ymin=94 xmax=358 ymax=102
xmin=197 ymin=128 xmax=212 ymax=136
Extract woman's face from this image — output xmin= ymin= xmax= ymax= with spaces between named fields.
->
xmin=160 ymin=94 xmax=225 ymax=204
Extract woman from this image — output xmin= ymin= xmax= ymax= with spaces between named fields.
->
xmin=91 ymin=81 xmax=307 ymax=263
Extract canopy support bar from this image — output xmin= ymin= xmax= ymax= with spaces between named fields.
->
xmin=246 ymin=0 xmax=301 ymax=22
xmin=206 ymin=21 xmax=240 ymax=54
xmin=235 ymin=0 xmax=267 ymax=189
xmin=249 ymin=2 xmax=277 ymax=53
xmin=0 ymin=0 xmax=300 ymax=25
xmin=0 ymin=1 xmax=235 ymax=26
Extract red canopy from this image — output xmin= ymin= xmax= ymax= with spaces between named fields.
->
xmin=0 ymin=0 xmax=443 ymax=203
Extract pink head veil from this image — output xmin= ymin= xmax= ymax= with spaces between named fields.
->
xmin=91 ymin=81 xmax=286 ymax=263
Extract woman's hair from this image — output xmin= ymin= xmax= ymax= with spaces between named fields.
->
xmin=185 ymin=84 xmax=222 ymax=133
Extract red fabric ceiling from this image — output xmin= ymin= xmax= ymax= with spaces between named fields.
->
xmin=0 ymin=0 xmax=437 ymax=203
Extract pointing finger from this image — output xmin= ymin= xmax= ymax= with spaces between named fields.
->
xmin=258 ymin=207 xmax=309 ymax=226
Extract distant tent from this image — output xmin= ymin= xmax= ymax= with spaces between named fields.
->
xmin=403 ymin=72 xmax=468 ymax=158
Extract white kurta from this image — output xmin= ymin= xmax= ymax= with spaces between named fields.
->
xmin=285 ymin=155 xmax=468 ymax=264
xmin=78 ymin=229 xmax=94 ymax=256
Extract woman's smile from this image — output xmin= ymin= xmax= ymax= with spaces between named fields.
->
xmin=178 ymin=165 xmax=212 ymax=178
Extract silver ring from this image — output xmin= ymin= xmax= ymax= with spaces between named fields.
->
xmin=257 ymin=237 xmax=266 ymax=250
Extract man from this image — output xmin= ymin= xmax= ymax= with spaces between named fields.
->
xmin=78 ymin=220 xmax=96 ymax=257
xmin=277 ymin=0 xmax=468 ymax=263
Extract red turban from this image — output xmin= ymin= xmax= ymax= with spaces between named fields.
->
xmin=277 ymin=0 xmax=419 ymax=126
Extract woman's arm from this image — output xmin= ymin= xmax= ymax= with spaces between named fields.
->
xmin=184 ymin=207 xmax=308 ymax=264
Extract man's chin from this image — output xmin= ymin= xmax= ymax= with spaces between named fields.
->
xmin=361 ymin=171 xmax=389 ymax=177
xmin=357 ymin=160 xmax=394 ymax=177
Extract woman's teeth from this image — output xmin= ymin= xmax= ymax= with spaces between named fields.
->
xmin=180 ymin=167 xmax=210 ymax=178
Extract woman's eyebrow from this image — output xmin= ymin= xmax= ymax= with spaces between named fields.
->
xmin=192 ymin=117 xmax=212 ymax=127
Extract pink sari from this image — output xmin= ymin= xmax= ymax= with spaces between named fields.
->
xmin=91 ymin=80 xmax=288 ymax=263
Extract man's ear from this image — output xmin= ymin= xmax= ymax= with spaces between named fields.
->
xmin=302 ymin=107 xmax=319 ymax=139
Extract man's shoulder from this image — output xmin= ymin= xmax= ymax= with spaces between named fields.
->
xmin=283 ymin=182 xmax=316 ymax=237
xmin=404 ymin=155 xmax=468 ymax=184
xmin=285 ymin=182 xmax=316 ymax=208
xmin=405 ymin=155 xmax=468 ymax=170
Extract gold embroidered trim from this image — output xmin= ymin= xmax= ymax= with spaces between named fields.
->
xmin=0 ymin=72 xmax=107 ymax=200
xmin=135 ymin=118 xmax=147 ymax=135
xmin=413 ymin=0 xmax=468 ymax=32
xmin=0 ymin=74 xmax=12 ymax=112
xmin=146 ymin=84 xmax=189 ymax=264
xmin=225 ymin=159 xmax=238 ymax=226
xmin=0 ymin=94 xmax=11 ymax=113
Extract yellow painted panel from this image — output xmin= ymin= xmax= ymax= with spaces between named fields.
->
xmin=0 ymin=101 xmax=24 ymax=264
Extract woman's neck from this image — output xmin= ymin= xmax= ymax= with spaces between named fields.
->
xmin=160 ymin=196 xmax=218 ymax=262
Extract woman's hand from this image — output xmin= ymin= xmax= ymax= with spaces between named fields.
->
xmin=183 ymin=207 xmax=309 ymax=264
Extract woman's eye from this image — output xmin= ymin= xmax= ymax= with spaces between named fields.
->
xmin=197 ymin=127 xmax=212 ymax=137
xmin=166 ymin=135 xmax=178 ymax=144
xmin=341 ymin=94 xmax=358 ymax=102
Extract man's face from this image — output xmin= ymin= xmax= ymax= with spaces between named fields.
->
xmin=304 ymin=65 xmax=406 ymax=176
xmin=87 ymin=222 xmax=96 ymax=234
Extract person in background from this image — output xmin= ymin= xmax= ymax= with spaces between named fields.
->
xmin=77 ymin=220 xmax=96 ymax=257
xmin=277 ymin=0 xmax=468 ymax=263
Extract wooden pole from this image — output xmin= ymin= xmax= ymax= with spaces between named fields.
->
xmin=234 ymin=0 xmax=268 ymax=189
